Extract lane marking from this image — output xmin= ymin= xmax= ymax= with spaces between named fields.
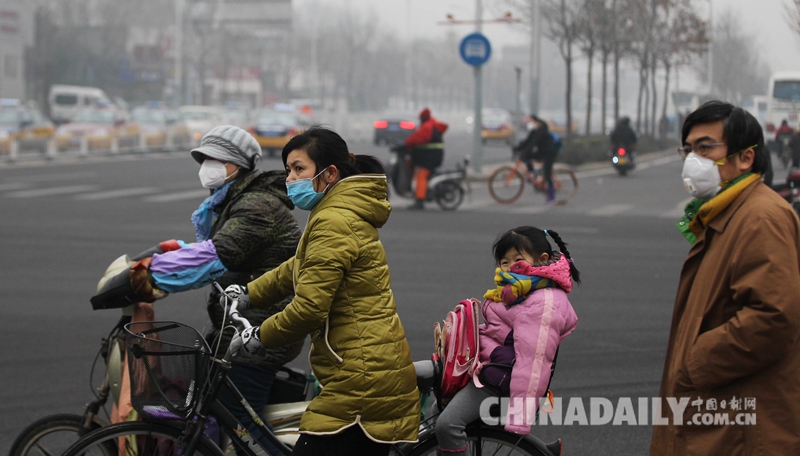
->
xmin=6 ymin=185 xmax=97 ymax=198
xmin=75 ymin=187 xmax=159 ymax=200
xmin=3 ymin=171 xmax=96 ymax=183
xmin=0 ymin=182 xmax=32 ymax=191
xmin=145 ymin=189 xmax=209 ymax=203
xmin=587 ymin=204 xmax=632 ymax=216
xmin=659 ymin=197 xmax=693 ymax=218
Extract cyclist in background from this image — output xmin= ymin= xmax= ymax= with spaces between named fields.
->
xmin=513 ymin=115 xmax=560 ymax=204
xmin=404 ymin=107 xmax=449 ymax=210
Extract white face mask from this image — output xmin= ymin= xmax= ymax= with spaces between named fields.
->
xmin=681 ymin=152 xmax=723 ymax=201
xmin=199 ymin=160 xmax=237 ymax=189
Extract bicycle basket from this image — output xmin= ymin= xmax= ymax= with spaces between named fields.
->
xmin=125 ymin=321 xmax=211 ymax=420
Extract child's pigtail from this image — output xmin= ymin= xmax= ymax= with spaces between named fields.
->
xmin=546 ymin=229 xmax=581 ymax=284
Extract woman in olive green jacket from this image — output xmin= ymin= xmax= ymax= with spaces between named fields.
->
xmin=226 ymin=127 xmax=420 ymax=456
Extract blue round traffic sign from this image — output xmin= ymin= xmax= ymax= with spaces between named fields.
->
xmin=459 ymin=32 xmax=492 ymax=67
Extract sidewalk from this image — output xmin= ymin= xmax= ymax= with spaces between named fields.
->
xmin=465 ymin=148 xmax=677 ymax=182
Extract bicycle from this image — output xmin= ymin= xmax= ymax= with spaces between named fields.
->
xmin=9 ymin=298 xmax=312 ymax=456
xmin=488 ymin=154 xmax=578 ymax=206
xmin=63 ymin=289 xmax=563 ymax=456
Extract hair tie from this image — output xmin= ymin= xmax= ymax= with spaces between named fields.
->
xmin=567 ymin=258 xmax=574 ymax=263
xmin=543 ymin=229 xmax=549 ymax=237
xmin=349 ymin=153 xmax=356 ymax=164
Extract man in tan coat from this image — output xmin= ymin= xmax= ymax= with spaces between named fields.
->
xmin=651 ymin=101 xmax=800 ymax=455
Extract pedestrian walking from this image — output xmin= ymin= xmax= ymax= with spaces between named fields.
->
xmin=651 ymin=101 xmax=800 ymax=455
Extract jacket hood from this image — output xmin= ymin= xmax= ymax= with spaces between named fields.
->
xmin=312 ymin=174 xmax=391 ymax=228
xmin=507 ymin=252 xmax=573 ymax=293
xmin=224 ymin=169 xmax=294 ymax=209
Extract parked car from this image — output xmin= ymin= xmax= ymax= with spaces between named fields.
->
xmin=131 ymin=102 xmax=191 ymax=148
xmin=55 ymin=107 xmax=139 ymax=150
xmin=247 ymin=110 xmax=312 ymax=156
xmin=179 ymin=105 xmax=226 ymax=143
xmin=48 ymin=85 xmax=112 ymax=125
xmin=0 ymin=99 xmax=55 ymax=154
xmin=373 ymin=115 xmax=417 ymax=145
xmin=481 ymin=108 xmax=515 ymax=145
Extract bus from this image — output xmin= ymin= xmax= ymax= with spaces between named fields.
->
xmin=765 ymin=71 xmax=800 ymax=134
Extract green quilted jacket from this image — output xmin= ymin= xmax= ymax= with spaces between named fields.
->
xmin=248 ymin=175 xmax=420 ymax=443
xmin=206 ymin=169 xmax=303 ymax=368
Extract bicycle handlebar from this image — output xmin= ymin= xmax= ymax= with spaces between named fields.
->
xmin=213 ymin=282 xmax=252 ymax=330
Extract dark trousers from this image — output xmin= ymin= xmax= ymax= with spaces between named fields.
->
xmin=291 ymin=425 xmax=391 ymax=456
xmin=216 ymin=363 xmax=283 ymax=456
xmin=525 ymin=154 xmax=555 ymax=190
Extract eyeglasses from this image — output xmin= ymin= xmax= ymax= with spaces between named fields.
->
xmin=677 ymin=143 xmax=758 ymax=162
xmin=677 ymin=142 xmax=724 ymax=158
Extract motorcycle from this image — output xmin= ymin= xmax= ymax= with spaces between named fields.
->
xmin=387 ymin=145 xmax=470 ymax=211
xmin=771 ymin=168 xmax=800 ymax=216
xmin=611 ymin=145 xmax=635 ymax=176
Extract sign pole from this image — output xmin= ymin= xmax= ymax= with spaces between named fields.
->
xmin=458 ymin=15 xmax=491 ymax=175
xmin=473 ymin=0 xmax=483 ymax=175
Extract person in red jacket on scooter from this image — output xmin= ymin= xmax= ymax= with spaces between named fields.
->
xmin=404 ymin=108 xmax=449 ymax=210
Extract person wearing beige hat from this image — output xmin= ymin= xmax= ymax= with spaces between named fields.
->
xmin=128 ymin=125 xmax=303 ymax=455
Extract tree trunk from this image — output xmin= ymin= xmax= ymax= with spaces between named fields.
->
xmin=643 ymin=68 xmax=650 ymax=136
xmin=585 ymin=47 xmax=594 ymax=137
xmin=566 ymin=40 xmax=574 ymax=140
xmin=636 ymin=66 xmax=645 ymax=133
xmin=661 ymin=62 xmax=671 ymax=121
xmin=601 ymin=52 xmax=608 ymax=135
xmin=613 ymin=49 xmax=620 ymax=123
xmin=650 ymin=57 xmax=658 ymax=138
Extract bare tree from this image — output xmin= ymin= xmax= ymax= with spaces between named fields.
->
xmin=785 ymin=0 xmax=800 ymax=40
xmin=595 ymin=0 xmax=616 ymax=132
xmin=577 ymin=0 xmax=600 ymax=136
xmin=706 ymin=8 xmax=769 ymax=104
xmin=542 ymin=0 xmax=581 ymax=139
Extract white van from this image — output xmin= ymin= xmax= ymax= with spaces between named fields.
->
xmin=48 ymin=85 xmax=112 ymax=124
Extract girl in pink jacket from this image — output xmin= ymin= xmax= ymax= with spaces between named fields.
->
xmin=436 ymin=226 xmax=579 ymax=454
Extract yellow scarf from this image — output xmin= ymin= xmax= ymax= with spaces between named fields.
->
xmin=688 ymin=173 xmax=761 ymax=238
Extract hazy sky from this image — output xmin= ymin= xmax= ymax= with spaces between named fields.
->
xmin=300 ymin=0 xmax=800 ymax=76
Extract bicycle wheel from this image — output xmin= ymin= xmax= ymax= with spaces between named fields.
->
xmin=9 ymin=414 xmax=105 ymax=456
xmin=62 ymin=421 xmax=223 ymax=456
xmin=403 ymin=427 xmax=555 ymax=456
xmin=552 ymin=166 xmax=578 ymax=205
xmin=488 ymin=166 xmax=525 ymax=204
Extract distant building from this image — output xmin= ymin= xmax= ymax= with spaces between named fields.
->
xmin=0 ymin=1 xmax=32 ymax=100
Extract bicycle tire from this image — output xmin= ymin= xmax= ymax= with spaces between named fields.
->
xmin=552 ymin=166 xmax=578 ymax=205
xmin=402 ymin=427 xmax=553 ymax=456
xmin=62 ymin=421 xmax=224 ymax=456
xmin=9 ymin=414 xmax=105 ymax=456
xmin=488 ymin=166 xmax=525 ymax=204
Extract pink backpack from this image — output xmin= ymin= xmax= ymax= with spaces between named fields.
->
xmin=433 ymin=298 xmax=481 ymax=405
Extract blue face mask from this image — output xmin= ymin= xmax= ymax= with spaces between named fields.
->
xmin=286 ymin=167 xmax=329 ymax=210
